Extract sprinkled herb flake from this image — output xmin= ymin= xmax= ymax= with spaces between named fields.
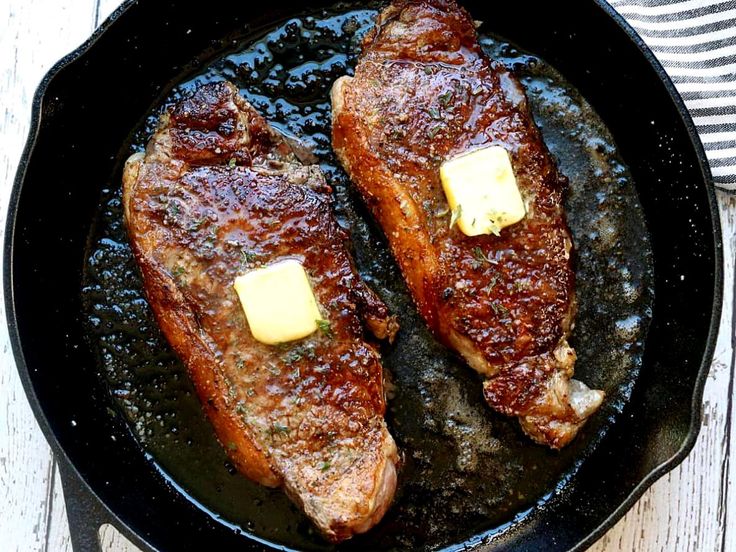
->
xmin=235 ymin=401 xmax=247 ymax=416
xmin=319 ymin=461 xmax=331 ymax=472
xmin=449 ymin=205 xmax=462 ymax=229
xmin=188 ymin=217 xmax=207 ymax=232
xmin=490 ymin=301 xmax=511 ymax=318
xmin=439 ymin=90 xmax=454 ymax=107
xmin=426 ymin=124 xmax=443 ymax=139
xmin=283 ymin=344 xmax=317 ymax=364
xmin=290 ymin=396 xmax=303 ymax=406
xmin=167 ymin=202 xmax=181 ymax=218
xmin=283 ymin=350 xmax=302 ymax=364
xmin=228 ymin=157 xmax=237 ymax=168
xmin=227 ymin=441 xmax=238 ymax=451
xmin=240 ymin=249 xmax=258 ymax=266
xmin=271 ymin=422 xmax=290 ymax=435
xmin=316 ymin=319 xmax=333 ymax=338
xmin=488 ymin=223 xmax=502 ymax=237
xmin=422 ymin=200 xmax=433 ymax=215
xmin=486 ymin=211 xmax=503 ymax=237
xmin=483 ymin=275 xmax=500 ymax=294
xmin=472 ymin=247 xmax=490 ymax=265
xmin=171 ymin=265 xmax=186 ymax=278
xmin=427 ymin=106 xmax=441 ymax=120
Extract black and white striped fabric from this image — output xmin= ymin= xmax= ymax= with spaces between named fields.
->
xmin=608 ymin=0 xmax=736 ymax=192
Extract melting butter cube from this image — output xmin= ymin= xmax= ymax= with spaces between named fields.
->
xmin=440 ymin=146 xmax=526 ymax=237
xmin=233 ymin=259 xmax=322 ymax=345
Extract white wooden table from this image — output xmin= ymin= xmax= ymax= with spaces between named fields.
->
xmin=1 ymin=1 xmax=734 ymax=550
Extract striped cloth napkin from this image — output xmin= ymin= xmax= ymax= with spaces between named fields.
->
xmin=608 ymin=0 xmax=736 ymax=192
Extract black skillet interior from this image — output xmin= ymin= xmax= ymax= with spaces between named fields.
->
xmin=6 ymin=1 xmax=721 ymax=551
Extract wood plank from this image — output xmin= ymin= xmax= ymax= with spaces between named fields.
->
xmin=99 ymin=525 xmax=139 ymax=552
xmin=719 ymin=192 xmax=736 ymax=552
xmin=46 ymin=465 xmax=73 ymax=552
xmin=0 ymin=1 xmax=97 ymax=550
xmin=590 ymin=190 xmax=735 ymax=551
xmin=1 ymin=1 xmax=734 ymax=550
xmin=96 ymin=0 xmax=124 ymax=24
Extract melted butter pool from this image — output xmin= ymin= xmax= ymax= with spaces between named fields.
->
xmin=82 ymin=3 xmax=654 ymax=550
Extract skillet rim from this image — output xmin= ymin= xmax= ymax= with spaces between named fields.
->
xmin=3 ymin=0 xmax=724 ymax=550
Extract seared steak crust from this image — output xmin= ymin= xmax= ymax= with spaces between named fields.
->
xmin=331 ymin=0 xmax=604 ymax=448
xmin=123 ymin=82 xmax=398 ymax=541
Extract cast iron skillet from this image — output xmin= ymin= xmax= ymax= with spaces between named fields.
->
xmin=5 ymin=0 xmax=723 ymax=550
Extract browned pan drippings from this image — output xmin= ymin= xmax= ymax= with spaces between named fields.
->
xmin=81 ymin=3 xmax=653 ymax=550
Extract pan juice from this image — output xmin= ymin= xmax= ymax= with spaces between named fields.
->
xmin=82 ymin=3 xmax=654 ymax=550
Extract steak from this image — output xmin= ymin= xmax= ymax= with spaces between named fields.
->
xmin=123 ymin=81 xmax=398 ymax=541
xmin=331 ymin=0 xmax=604 ymax=448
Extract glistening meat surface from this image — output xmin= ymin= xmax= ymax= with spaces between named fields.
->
xmin=331 ymin=0 xmax=604 ymax=448
xmin=123 ymin=81 xmax=398 ymax=541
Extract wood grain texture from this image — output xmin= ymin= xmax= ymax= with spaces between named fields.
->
xmin=0 ymin=1 xmax=733 ymax=551
xmin=0 ymin=1 xmax=96 ymax=551
xmin=590 ymin=191 xmax=736 ymax=552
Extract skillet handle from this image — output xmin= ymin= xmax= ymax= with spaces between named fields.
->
xmin=57 ymin=454 xmax=110 ymax=552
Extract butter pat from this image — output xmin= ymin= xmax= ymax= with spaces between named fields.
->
xmin=233 ymin=259 xmax=322 ymax=345
xmin=440 ymin=146 xmax=526 ymax=237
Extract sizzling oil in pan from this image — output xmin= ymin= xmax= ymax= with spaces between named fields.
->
xmin=81 ymin=3 xmax=654 ymax=550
